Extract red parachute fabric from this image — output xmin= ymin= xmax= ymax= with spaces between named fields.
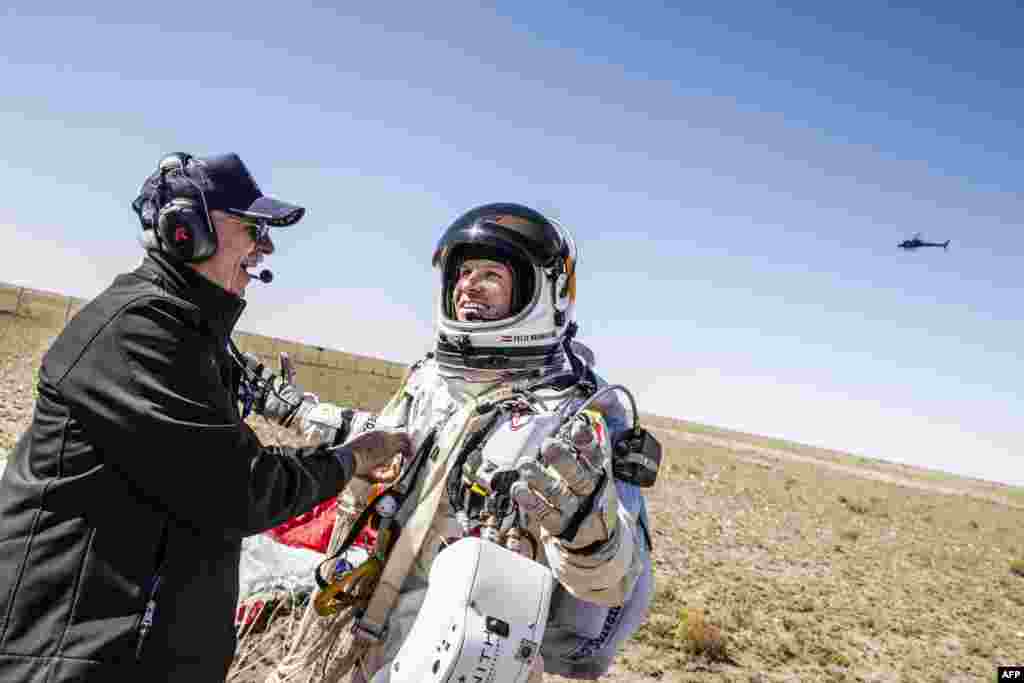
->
xmin=264 ymin=495 xmax=379 ymax=554
xmin=265 ymin=496 xmax=338 ymax=554
xmin=236 ymin=496 xmax=381 ymax=628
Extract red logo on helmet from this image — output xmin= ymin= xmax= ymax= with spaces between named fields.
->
xmin=174 ymin=226 xmax=190 ymax=242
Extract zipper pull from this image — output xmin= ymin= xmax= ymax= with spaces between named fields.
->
xmin=135 ymin=576 xmax=162 ymax=660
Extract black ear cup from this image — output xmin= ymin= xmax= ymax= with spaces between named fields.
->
xmin=145 ymin=153 xmax=218 ymax=263
xmin=156 ymin=197 xmax=218 ymax=262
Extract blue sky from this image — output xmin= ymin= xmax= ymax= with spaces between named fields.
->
xmin=2 ymin=1 xmax=1021 ymax=485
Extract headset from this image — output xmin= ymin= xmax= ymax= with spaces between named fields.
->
xmin=136 ymin=153 xmax=218 ymax=263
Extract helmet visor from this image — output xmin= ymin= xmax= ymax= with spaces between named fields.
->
xmin=432 ymin=216 xmax=564 ymax=270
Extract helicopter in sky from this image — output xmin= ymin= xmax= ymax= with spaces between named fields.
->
xmin=898 ymin=232 xmax=950 ymax=251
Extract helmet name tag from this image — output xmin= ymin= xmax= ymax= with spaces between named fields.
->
xmin=497 ymin=331 xmax=555 ymax=344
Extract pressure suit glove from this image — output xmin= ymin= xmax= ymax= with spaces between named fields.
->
xmin=511 ymin=412 xmax=619 ymax=552
xmin=242 ymin=352 xmax=316 ymax=427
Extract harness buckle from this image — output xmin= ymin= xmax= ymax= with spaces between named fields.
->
xmin=352 ymin=616 xmax=389 ymax=643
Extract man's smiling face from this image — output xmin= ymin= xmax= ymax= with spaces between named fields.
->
xmin=190 ymin=210 xmax=274 ymax=297
xmin=452 ymin=258 xmax=514 ymax=321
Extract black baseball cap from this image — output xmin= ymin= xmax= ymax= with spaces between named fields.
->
xmin=189 ymin=153 xmax=305 ymax=227
xmin=140 ymin=152 xmax=305 ymax=228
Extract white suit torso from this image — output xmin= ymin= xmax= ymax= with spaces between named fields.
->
xmin=306 ymin=358 xmax=652 ymax=682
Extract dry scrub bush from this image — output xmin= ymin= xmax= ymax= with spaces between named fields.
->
xmin=676 ymin=607 xmax=730 ymax=662
xmin=966 ymin=637 xmax=993 ymax=658
xmin=839 ymin=528 xmax=861 ymax=543
xmin=837 ymin=495 xmax=869 ymax=515
xmin=1010 ymin=558 xmax=1024 ymax=577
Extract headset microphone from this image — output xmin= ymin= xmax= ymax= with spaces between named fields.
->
xmin=243 ymin=268 xmax=274 ymax=283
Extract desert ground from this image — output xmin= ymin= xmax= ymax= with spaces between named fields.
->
xmin=3 ymin=311 xmax=1023 ymax=682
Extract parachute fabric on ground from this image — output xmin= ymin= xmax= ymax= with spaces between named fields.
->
xmin=248 ymin=505 xmax=371 ymax=683
xmin=230 ymin=479 xmax=374 ymax=680
xmin=231 ymin=525 xmax=357 ymax=681
xmin=230 ymin=389 xmax=415 ymax=681
xmin=238 ymin=535 xmax=324 ymax=601
xmin=265 ymin=497 xmax=346 ymax=555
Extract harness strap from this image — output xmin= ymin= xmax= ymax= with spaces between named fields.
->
xmin=354 ymin=382 xmax=518 ymax=641
xmin=312 ymin=357 xmax=434 ymax=592
xmin=312 ymin=428 xmax=437 ymax=597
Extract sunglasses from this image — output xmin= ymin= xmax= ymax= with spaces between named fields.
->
xmin=225 ymin=211 xmax=271 ymax=243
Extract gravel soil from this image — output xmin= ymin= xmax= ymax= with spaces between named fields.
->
xmin=4 ymin=314 xmax=1023 ymax=682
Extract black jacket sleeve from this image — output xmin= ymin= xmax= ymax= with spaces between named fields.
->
xmin=59 ymin=297 xmax=349 ymax=540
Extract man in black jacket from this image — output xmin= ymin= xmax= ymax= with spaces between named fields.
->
xmin=0 ymin=152 xmax=410 ymax=682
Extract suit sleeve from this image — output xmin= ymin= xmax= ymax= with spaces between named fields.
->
xmin=60 ymin=298 xmax=349 ymax=540
xmin=542 ymin=410 xmax=647 ymax=607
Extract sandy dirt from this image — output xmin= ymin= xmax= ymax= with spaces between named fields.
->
xmin=3 ymin=316 xmax=1023 ymax=682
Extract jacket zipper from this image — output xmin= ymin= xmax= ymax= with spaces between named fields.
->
xmin=135 ymin=519 xmax=170 ymax=661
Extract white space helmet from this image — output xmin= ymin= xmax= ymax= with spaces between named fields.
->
xmin=432 ymin=202 xmax=578 ymax=375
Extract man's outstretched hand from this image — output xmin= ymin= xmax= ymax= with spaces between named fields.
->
xmin=335 ymin=429 xmax=412 ymax=483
